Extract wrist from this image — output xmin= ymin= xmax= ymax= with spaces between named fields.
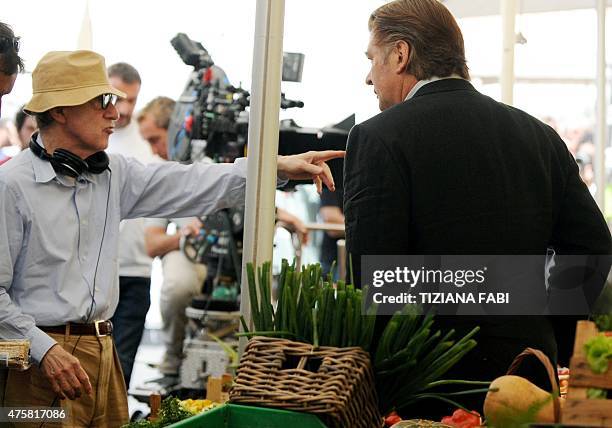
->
xmin=40 ymin=343 xmax=60 ymax=366
xmin=277 ymin=156 xmax=288 ymax=180
xmin=28 ymin=326 xmax=59 ymax=366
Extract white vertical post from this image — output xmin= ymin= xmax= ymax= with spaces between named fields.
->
xmin=595 ymin=0 xmax=607 ymax=209
xmin=239 ymin=0 xmax=286 ymax=349
xmin=501 ymin=0 xmax=517 ymax=105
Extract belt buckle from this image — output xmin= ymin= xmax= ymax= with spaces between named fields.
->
xmin=94 ymin=320 xmax=105 ymax=337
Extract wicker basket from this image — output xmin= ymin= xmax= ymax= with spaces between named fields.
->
xmin=230 ymin=336 xmax=382 ymax=428
xmin=506 ymin=347 xmax=561 ymax=422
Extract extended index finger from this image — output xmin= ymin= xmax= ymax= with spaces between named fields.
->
xmin=310 ymin=150 xmax=345 ymax=163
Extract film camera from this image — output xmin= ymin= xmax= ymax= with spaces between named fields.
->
xmin=167 ymin=34 xmax=307 ymax=313
xmin=167 ymin=33 xmax=305 ymax=164
xmin=167 ymin=33 xmax=351 ymax=301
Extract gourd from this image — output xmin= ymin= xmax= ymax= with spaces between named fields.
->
xmin=484 ymin=375 xmax=556 ymax=426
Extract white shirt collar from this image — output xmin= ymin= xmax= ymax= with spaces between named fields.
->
xmin=31 ymin=133 xmax=94 ymax=184
xmin=404 ymin=74 xmax=465 ymax=101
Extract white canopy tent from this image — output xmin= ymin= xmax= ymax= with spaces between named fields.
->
xmin=444 ymin=0 xmax=612 ymax=17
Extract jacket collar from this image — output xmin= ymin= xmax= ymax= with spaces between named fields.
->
xmin=412 ymin=78 xmax=477 ymax=99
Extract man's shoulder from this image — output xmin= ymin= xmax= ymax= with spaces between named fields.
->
xmin=350 ymin=102 xmax=419 ymax=146
xmin=0 ymin=151 xmax=34 ymax=184
xmin=0 ymin=152 xmax=36 ymax=206
xmin=356 ymin=94 xmax=437 ymax=132
xmin=493 ymin=100 xmax=565 ymax=147
xmin=504 ymin=103 xmax=550 ymax=128
xmin=357 ymin=88 xmax=553 ymax=139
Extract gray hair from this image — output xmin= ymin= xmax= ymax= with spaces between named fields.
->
xmin=368 ymin=0 xmax=469 ymax=80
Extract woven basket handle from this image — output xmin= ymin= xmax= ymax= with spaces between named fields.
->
xmin=297 ymin=356 xmax=308 ymax=371
xmin=296 ymin=345 xmax=318 ymax=371
xmin=506 ymin=347 xmax=560 ymax=423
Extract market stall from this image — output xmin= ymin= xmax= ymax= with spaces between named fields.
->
xmin=119 ymin=262 xmax=611 ymax=427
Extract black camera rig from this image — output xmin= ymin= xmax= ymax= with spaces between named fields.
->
xmin=168 ymin=33 xmax=350 ymax=294
xmin=167 ymin=33 xmax=304 ymax=164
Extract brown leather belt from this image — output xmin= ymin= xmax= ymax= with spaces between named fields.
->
xmin=39 ymin=320 xmax=113 ymax=337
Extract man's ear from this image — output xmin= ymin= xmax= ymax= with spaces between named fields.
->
xmin=394 ymin=40 xmax=410 ymax=74
xmin=49 ymin=107 xmax=66 ymax=124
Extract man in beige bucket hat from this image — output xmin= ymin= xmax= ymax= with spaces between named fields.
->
xmin=0 ymin=49 xmax=343 ymax=426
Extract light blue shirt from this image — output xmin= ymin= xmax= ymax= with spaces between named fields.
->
xmin=0 ymin=137 xmax=248 ymax=364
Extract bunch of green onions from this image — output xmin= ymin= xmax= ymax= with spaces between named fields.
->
xmin=241 ymin=260 xmax=490 ymax=415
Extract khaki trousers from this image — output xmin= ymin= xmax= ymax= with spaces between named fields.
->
xmin=159 ymin=250 xmax=206 ymax=374
xmin=2 ymin=332 xmax=128 ymax=428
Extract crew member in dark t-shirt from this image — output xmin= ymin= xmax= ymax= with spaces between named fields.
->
xmin=319 ymin=184 xmax=344 ymax=278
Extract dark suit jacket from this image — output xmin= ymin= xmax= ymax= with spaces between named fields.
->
xmin=343 ymin=79 xmax=611 ymax=390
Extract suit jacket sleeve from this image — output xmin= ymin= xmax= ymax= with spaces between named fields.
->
xmin=551 ymin=144 xmax=611 ymax=254
xmin=344 ymin=123 xmax=411 ymax=287
xmin=548 ymin=140 xmax=612 ymax=311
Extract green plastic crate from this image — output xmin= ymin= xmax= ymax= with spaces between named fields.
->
xmin=169 ymin=404 xmax=328 ymax=428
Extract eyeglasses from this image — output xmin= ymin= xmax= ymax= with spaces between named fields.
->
xmin=99 ymin=93 xmax=118 ymax=109
xmin=0 ymin=36 xmax=20 ymax=53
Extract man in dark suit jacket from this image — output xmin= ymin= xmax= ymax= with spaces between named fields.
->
xmin=344 ymin=0 xmax=611 ymax=417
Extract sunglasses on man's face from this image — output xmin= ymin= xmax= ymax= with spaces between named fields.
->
xmin=0 ymin=36 xmax=20 ymax=53
xmin=99 ymin=93 xmax=118 ymax=109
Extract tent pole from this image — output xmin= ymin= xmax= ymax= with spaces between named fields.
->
xmin=239 ymin=0 xmax=286 ymax=354
xmin=501 ymin=0 xmax=517 ymax=105
xmin=596 ymin=0 xmax=607 ymax=210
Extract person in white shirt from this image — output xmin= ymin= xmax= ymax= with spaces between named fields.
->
xmin=138 ymin=97 xmax=207 ymax=380
xmin=138 ymin=97 xmax=308 ymax=381
xmin=104 ymin=62 xmax=158 ymax=390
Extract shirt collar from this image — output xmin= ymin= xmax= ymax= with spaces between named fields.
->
xmin=31 ymin=134 xmax=57 ymax=184
xmin=30 ymin=134 xmax=96 ymax=185
xmin=404 ymin=74 xmax=465 ymax=102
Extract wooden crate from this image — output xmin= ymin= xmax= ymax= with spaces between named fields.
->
xmin=562 ymin=321 xmax=612 ymax=427
xmin=206 ymin=373 xmax=233 ymax=403
xmin=0 ymin=340 xmax=30 ymax=370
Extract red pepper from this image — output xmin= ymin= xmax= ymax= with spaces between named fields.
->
xmin=384 ymin=411 xmax=402 ymax=426
xmin=440 ymin=409 xmax=481 ymax=428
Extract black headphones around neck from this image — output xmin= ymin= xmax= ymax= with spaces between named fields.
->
xmin=29 ymin=132 xmax=109 ymax=178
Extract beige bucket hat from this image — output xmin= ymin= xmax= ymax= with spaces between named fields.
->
xmin=24 ymin=50 xmax=126 ymax=113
